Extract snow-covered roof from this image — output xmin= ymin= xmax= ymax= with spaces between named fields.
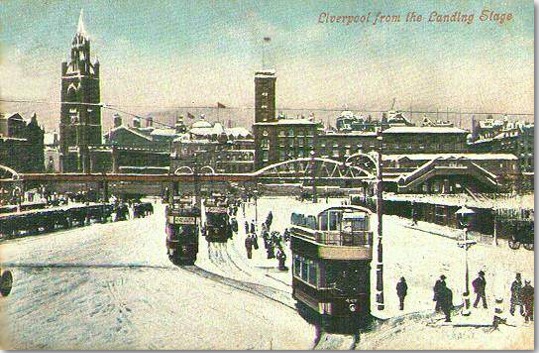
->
xmin=383 ymin=126 xmax=467 ymax=134
xmin=172 ymin=133 xmax=190 ymax=142
xmin=383 ymin=153 xmax=518 ymax=161
xmin=105 ymin=125 xmax=153 ymax=141
xmin=192 ymin=120 xmax=213 ymax=129
xmin=254 ymin=118 xmax=316 ymax=126
xmin=255 ymin=69 xmax=276 ymax=78
xmin=225 ymin=127 xmax=251 ymax=138
xmin=150 ymin=128 xmax=177 ymax=137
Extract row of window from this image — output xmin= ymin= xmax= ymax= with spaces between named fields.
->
xmin=293 ymin=254 xmax=318 ymax=286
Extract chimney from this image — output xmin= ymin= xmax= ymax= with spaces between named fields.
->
xmin=133 ymin=117 xmax=141 ymax=129
xmin=146 ymin=116 xmax=154 ymax=128
xmin=113 ymin=113 xmax=122 ymax=128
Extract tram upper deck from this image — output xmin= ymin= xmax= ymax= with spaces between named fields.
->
xmin=290 ymin=204 xmax=373 ymax=260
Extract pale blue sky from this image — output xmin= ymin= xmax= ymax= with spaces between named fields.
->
xmin=0 ymin=0 xmax=534 ymax=129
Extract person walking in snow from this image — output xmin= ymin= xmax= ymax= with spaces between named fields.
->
xmin=509 ymin=273 xmax=524 ymax=316
xmin=396 ymin=277 xmax=408 ymax=310
xmin=433 ymin=275 xmax=447 ymax=312
xmin=244 ymin=234 xmax=253 ymax=259
xmin=439 ymin=282 xmax=454 ymax=322
xmin=472 ymin=271 xmax=487 ymax=309
xmin=276 ymin=247 xmax=288 ymax=271
xmin=521 ymin=280 xmax=534 ymax=322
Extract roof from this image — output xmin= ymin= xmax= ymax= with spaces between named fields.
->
xmin=192 ymin=120 xmax=213 ymax=129
xmin=150 ymin=128 xmax=177 ymax=137
xmin=383 ymin=153 xmax=518 ymax=161
xmin=292 ymin=203 xmax=372 ymax=218
xmin=225 ymin=127 xmax=251 ymax=138
xmin=383 ymin=126 xmax=467 ymax=134
xmin=254 ymin=118 xmax=316 ymax=126
xmin=105 ymin=126 xmax=153 ymax=141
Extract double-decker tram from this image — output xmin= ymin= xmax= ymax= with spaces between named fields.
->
xmin=202 ymin=195 xmax=232 ymax=243
xmin=165 ymin=196 xmax=201 ymax=265
xmin=290 ymin=204 xmax=373 ymax=332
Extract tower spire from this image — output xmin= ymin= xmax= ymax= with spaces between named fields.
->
xmin=77 ymin=9 xmax=87 ymax=37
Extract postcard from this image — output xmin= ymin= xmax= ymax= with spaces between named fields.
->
xmin=0 ymin=0 xmax=534 ymax=350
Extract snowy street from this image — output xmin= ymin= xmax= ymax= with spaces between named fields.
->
xmin=0 ymin=196 xmax=533 ymax=350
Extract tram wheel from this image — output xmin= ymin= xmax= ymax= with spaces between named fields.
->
xmin=508 ymin=239 xmax=521 ymax=250
xmin=0 ymin=270 xmax=13 ymax=297
xmin=523 ymin=243 xmax=534 ymax=251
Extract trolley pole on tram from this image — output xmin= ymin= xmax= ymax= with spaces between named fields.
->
xmin=375 ymin=133 xmax=384 ymax=310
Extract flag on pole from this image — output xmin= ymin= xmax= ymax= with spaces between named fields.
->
xmin=187 ymin=112 xmax=195 ymax=119
xmin=217 ymin=102 xmax=226 ymax=108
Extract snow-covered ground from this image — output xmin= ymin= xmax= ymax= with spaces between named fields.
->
xmin=0 ymin=201 xmax=315 ymax=350
xmin=0 ymin=196 xmax=533 ymax=350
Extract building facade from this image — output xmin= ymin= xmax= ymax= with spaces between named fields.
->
xmin=0 ymin=113 xmax=44 ymax=173
xmin=59 ymin=11 xmax=102 ymax=173
xmin=171 ymin=119 xmax=254 ymax=174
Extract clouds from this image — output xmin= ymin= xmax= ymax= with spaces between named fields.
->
xmin=0 ymin=1 xmax=534 ymax=131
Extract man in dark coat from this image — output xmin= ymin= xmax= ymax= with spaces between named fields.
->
xmin=438 ymin=282 xmax=454 ymax=322
xmin=521 ymin=280 xmax=534 ymax=322
xmin=396 ymin=277 xmax=408 ymax=310
xmin=472 ymin=271 xmax=487 ymax=309
xmin=433 ymin=275 xmax=447 ymax=312
xmin=509 ymin=273 xmax=524 ymax=316
xmin=244 ymin=234 xmax=253 ymax=259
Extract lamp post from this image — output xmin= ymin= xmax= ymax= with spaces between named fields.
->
xmin=375 ymin=132 xmax=384 ymax=310
xmin=253 ymin=189 xmax=259 ymax=231
xmin=456 ymin=206 xmax=476 ymax=309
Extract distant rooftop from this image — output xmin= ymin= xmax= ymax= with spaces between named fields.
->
xmin=383 ymin=126 xmax=467 ymax=134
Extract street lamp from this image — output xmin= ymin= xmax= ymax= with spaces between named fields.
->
xmin=375 ymin=133 xmax=384 ymax=310
xmin=253 ymin=189 xmax=259 ymax=231
xmin=456 ymin=205 xmax=476 ymax=309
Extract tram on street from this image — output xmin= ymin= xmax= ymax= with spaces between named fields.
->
xmin=165 ymin=196 xmax=201 ymax=265
xmin=202 ymin=195 xmax=232 ymax=243
xmin=289 ymin=204 xmax=373 ymax=332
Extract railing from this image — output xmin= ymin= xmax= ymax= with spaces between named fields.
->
xmin=314 ymin=230 xmax=373 ymax=247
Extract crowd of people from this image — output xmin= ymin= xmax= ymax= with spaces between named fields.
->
xmin=396 ymin=271 xmax=534 ymax=324
xmin=241 ymin=208 xmax=289 ymax=271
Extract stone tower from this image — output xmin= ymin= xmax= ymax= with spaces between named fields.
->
xmin=60 ymin=10 xmax=101 ymax=173
xmin=254 ymin=70 xmax=276 ymax=123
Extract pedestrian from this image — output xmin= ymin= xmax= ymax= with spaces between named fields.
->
xmin=244 ymin=234 xmax=253 ymax=259
xmin=439 ymin=282 xmax=454 ymax=322
xmin=265 ymin=211 xmax=273 ymax=229
xmin=509 ymin=273 xmax=524 ymax=316
xmin=396 ymin=277 xmax=408 ymax=310
xmin=250 ymin=220 xmax=256 ymax=234
xmin=433 ymin=275 xmax=447 ymax=312
xmin=472 ymin=271 xmax=487 ymax=309
xmin=276 ymin=247 xmax=288 ymax=271
xmin=244 ymin=221 xmax=249 ymax=234
xmin=521 ymin=280 xmax=534 ymax=322
xmin=252 ymin=232 xmax=259 ymax=250
xmin=267 ymin=241 xmax=275 ymax=259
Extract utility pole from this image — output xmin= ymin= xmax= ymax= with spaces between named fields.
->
xmin=375 ymin=132 xmax=384 ymax=310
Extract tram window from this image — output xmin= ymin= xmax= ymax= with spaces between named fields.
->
xmin=306 ymin=215 xmax=317 ymax=229
xmin=301 ymin=259 xmax=308 ymax=281
xmin=308 ymin=261 xmax=317 ymax=285
xmin=328 ymin=211 xmax=341 ymax=231
xmin=294 ymin=255 xmax=301 ymax=276
xmin=319 ymin=214 xmax=328 ymax=231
